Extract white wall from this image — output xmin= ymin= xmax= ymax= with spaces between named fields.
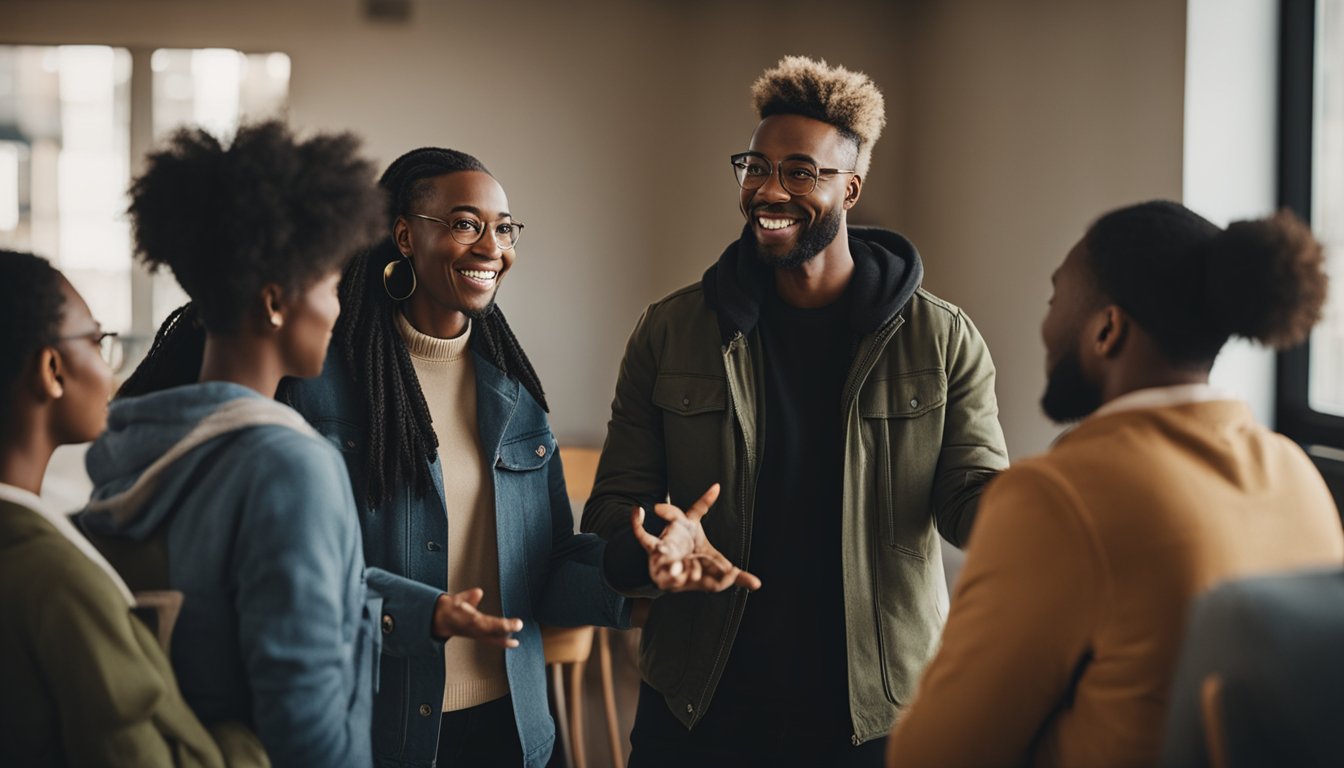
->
xmin=1185 ymin=0 xmax=1281 ymax=424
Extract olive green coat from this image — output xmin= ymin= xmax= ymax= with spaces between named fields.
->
xmin=583 ymin=232 xmax=1009 ymax=744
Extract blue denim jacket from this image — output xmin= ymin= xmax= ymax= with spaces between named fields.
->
xmin=286 ymin=347 xmax=631 ymax=768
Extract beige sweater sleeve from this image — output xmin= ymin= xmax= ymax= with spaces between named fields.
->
xmin=887 ymin=464 xmax=1106 ymax=767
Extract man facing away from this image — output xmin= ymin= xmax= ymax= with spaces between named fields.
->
xmin=583 ymin=56 xmax=1009 ymax=767
xmin=886 ymin=201 xmax=1344 ymax=767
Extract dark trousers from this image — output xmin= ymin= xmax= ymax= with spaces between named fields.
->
xmin=436 ymin=694 xmax=524 ymax=767
xmin=627 ymin=683 xmax=887 ymax=768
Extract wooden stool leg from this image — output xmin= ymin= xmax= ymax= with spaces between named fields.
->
xmin=598 ymin=628 xmax=624 ymax=768
xmin=568 ymin=659 xmax=587 ymax=768
xmin=552 ymin=664 xmax=573 ymax=768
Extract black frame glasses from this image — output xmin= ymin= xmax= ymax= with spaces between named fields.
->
xmin=55 ymin=329 xmax=124 ymax=373
xmin=407 ymin=213 xmax=525 ymax=250
xmin=730 ymin=151 xmax=855 ymax=197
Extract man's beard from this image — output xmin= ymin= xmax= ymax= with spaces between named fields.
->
xmin=1040 ymin=345 xmax=1103 ymax=424
xmin=749 ymin=205 xmax=844 ymax=269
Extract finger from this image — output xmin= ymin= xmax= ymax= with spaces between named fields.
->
xmin=630 ymin=507 xmax=662 ymax=552
xmin=685 ymin=483 xmax=720 ymax=522
xmin=455 ymin=587 xmax=485 ymax=608
xmin=688 ymin=557 xmax=702 ymax=583
xmin=734 ymin=569 xmax=762 ymax=591
xmin=651 ymin=502 xmax=686 ymax=524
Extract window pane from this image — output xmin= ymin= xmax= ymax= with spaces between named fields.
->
xmin=0 ymin=45 xmax=132 ymax=332
xmin=1310 ymin=0 xmax=1344 ymax=414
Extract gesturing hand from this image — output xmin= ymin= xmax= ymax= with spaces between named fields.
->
xmin=631 ymin=483 xmax=762 ymax=593
xmin=432 ymin=588 xmax=523 ymax=648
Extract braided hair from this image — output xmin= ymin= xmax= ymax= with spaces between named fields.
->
xmin=325 ymin=147 xmax=547 ymax=506
xmin=118 ymin=120 xmax=385 ymax=397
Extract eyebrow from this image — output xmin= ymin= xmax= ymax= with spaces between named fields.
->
xmin=447 ymin=205 xmax=512 ymax=219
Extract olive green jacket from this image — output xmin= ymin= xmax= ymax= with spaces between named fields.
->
xmin=0 ymin=496 xmax=266 ymax=767
xmin=582 ymin=229 xmax=1009 ymax=744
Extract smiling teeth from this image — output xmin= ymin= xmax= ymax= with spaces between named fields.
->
xmin=758 ymin=217 xmax=796 ymax=230
xmin=459 ymin=269 xmax=497 ymax=280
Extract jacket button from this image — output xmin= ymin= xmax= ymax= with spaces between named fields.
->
xmin=381 ymin=614 xmax=394 ymax=635
xmin=345 ymin=439 xmax=356 ymax=449
xmin=426 ymin=541 xmax=441 ymax=552
xmin=419 ymin=704 xmax=433 ymax=717
xmin=909 ymin=398 xmax=919 ymax=408
xmin=535 ymin=444 xmax=546 ymax=457
xmin=685 ymin=703 xmax=694 ymax=714
xmin=681 ymin=397 xmax=690 ymax=408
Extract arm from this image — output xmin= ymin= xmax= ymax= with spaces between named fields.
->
xmin=932 ymin=309 xmax=1009 ymax=547
xmin=233 ymin=450 xmax=371 ymax=767
xmin=581 ymin=307 xmax=670 ymax=597
xmin=887 ymin=464 xmax=1103 ymax=768
xmin=536 ymin=448 xmax=633 ymax=629
xmin=34 ymin=557 xmax=227 ymax=768
xmin=364 ymin=567 xmax=447 ymax=658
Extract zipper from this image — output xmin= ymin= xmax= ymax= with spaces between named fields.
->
xmin=697 ymin=331 xmax=758 ymax=723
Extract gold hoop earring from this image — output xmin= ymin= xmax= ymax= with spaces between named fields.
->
xmin=383 ymin=255 xmax=417 ymax=301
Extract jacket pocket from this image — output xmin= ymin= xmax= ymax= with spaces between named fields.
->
xmin=860 ymin=369 xmax=947 ymax=558
xmin=496 ymin=429 xmax=558 ymax=472
xmin=652 ymin=373 xmax=728 ymax=503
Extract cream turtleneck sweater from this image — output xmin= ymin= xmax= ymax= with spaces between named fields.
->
xmin=395 ymin=312 xmax=509 ymax=712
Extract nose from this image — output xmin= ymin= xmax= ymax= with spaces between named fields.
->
xmin=754 ymin=167 xmax=793 ymax=204
xmin=469 ymin=229 xmax=505 ymax=258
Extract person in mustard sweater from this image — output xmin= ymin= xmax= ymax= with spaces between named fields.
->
xmin=886 ymin=200 xmax=1344 ymax=768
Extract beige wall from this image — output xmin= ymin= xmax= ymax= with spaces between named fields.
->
xmin=899 ymin=0 xmax=1187 ymax=457
xmin=1 ymin=0 xmax=1188 ymax=457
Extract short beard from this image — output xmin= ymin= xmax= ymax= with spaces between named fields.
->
xmin=1040 ymin=346 xmax=1103 ymax=424
xmin=749 ymin=205 xmax=844 ymax=269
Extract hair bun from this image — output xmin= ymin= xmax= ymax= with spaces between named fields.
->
xmin=1204 ymin=209 xmax=1326 ymax=349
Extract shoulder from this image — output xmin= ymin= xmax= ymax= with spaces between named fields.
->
xmin=644 ymin=282 xmax=709 ymax=322
xmin=2 ymin=526 xmax=128 ymax=621
xmin=282 ymin=348 xmax=363 ymax=427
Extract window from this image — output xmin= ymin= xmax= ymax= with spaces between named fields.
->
xmin=0 ymin=45 xmax=290 ymax=361
xmin=1278 ymin=0 xmax=1344 ymax=475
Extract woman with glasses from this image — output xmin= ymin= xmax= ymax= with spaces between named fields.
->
xmin=0 ymin=250 xmax=264 ymax=767
xmin=282 ymin=147 xmax=631 ymax=768
xmin=77 ymin=121 xmax=396 ymax=767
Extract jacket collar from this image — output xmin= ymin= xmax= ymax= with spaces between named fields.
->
xmin=701 ymin=224 xmax=924 ymax=344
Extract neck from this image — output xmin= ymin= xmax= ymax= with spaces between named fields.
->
xmin=1102 ymin=367 xmax=1210 ymax=405
xmin=0 ymin=425 xmax=54 ymax=496
xmin=199 ymin=333 xmax=285 ymax=398
xmin=773 ymin=232 xmax=854 ymax=309
xmin=403 ymin=297 xmax=469 ymax=340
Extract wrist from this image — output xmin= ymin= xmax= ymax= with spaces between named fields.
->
xmin=432 ymin=593 xmax=455 ymax=641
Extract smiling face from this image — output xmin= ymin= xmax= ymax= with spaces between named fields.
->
xmin=395 ymin=170 xmax=516 ymax=339
xmin=739 ymin=113 xmax=859 ymax=268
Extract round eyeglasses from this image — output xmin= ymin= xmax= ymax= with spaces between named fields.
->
xmin=730 ymin=152 xmax=855 ymax=197
xmin=56 ymin=330 xmax=125 ymax=374
xmin=407 ymin=213 xmax=525 ymax=250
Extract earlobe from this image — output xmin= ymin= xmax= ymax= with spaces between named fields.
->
xmin=38 ymin=348 xmax=64 ymax=400
xmin=393 ymin=218 xmax=414 ymax=258
xmin=261 ymin=284 xmax=284 ymax=330
xmin=845 ymin=175 xmax=863 ymax=209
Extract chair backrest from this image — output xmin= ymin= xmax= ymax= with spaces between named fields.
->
xmin=558 ymin=446 xmax=601 ymax=525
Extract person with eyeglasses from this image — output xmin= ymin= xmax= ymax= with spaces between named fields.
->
xmin=281 ymin=147 xmax=632 ymax=768
xmin=76 ymin=121 xmax=402 ymax=767
xmin=0 ymin=249 xmax=265 ymax=767
xmin=581 ymin=56 xmax=1009 ymax=767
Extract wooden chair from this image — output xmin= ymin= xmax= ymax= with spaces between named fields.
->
xmin=541 ymin=446 xmax=625 ymax=768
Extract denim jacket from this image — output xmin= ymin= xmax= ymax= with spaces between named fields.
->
xmin=286 ymin=343 xmax=631 ymax=768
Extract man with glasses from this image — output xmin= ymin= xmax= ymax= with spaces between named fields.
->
xmin=583 ymin=56 xmax=1009 ymax=767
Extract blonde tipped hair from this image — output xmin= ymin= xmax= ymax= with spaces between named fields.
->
xmin=751 ymin=55 xmax=887 ymax=176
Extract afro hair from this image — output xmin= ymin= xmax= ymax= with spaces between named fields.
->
xmin=751 ymin=55 xmax=887 ymax=176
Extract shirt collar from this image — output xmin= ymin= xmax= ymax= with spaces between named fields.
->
xmin=0 ymin=482 xmax=135 ymax=605
xmin=1091 ymin=383 xmax=1240 ymax=420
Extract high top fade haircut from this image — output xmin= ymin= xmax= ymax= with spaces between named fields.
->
xmin=118 ymin=120 xmax=386 ymax=399
xmin=751 ymin=55 xmax=887 ymax=177
xmin=281 ymin=146 xmax=548 ymax=507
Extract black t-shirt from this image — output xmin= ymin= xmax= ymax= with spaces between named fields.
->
xmin=682 ymin=280 xmax=857 ymax=749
